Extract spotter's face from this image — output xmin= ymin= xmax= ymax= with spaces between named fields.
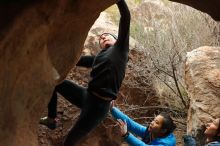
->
xmin=204 ymin=118 xmax=220 ymax=137
xmin=148 ymin=115 xmax=164 ymax=135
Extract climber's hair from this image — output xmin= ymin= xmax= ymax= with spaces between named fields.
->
xmin=159 ymin=112 xmax=176 ymax=137
xmin=99 ymin=33 xmax=118 ymax=40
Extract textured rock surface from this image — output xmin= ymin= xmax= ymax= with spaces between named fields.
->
xmin=185 ymin=46 xmax=220 ymax=145
xmin=170 ymin=0 xmax=220 ymax=20
xmin=0 ymin=1 xmax=116 ymax=146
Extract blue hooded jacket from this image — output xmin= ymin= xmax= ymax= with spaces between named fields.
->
xmin=111 ymin=107 xmax=176 ymax=146
xmin=184 ymin=135 xmax=220 ymax=146
xmin=206 ymin=141 xmax=220 ymax=146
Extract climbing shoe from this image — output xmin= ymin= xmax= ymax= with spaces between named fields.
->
xmin=39 ymin=116 xmax=57 ymax=130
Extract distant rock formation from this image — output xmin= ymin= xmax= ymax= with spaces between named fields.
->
xmin=185 ymin=46 xmax=220 ymax=145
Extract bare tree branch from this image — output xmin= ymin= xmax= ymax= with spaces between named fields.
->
xmin=171 ymin=62 xmax=187 ymax=108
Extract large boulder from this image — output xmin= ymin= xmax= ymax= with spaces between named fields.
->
xmin=170 ymin=0 xmax=220 ymax=21
xmin=185 ymin=46 xmax=220 ymax=145
xmin=0 ymin=1 xmax=116 ymax=146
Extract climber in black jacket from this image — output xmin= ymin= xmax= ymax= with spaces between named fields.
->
xmin=40 ymin=0 xmax=130 ymax=145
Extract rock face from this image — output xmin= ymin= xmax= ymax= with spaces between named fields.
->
xmin=0 ymin=1 xmax=116 ymax=146
xmin=185 ymin=47 xmax=220 ymax=145
xmin=170 ymin=0 xmax=220 ymax=21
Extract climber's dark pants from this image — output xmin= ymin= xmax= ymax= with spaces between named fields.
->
xmin=48 ymin=80 xmax=111 ymax=146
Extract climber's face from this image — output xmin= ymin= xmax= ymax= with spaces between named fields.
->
xmin=204 ymin=118 xmax=220 ymax=137
xmin=99 ymin=33 xmax=117 ymax=49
